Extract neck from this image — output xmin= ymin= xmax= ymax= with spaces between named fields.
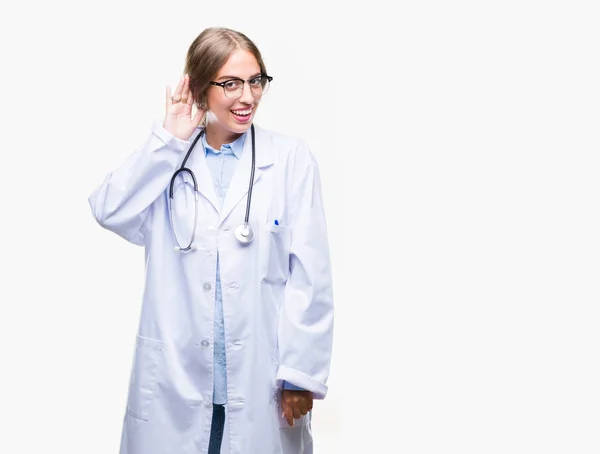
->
xmin=205 ymin=124 xmax=243 ymax=150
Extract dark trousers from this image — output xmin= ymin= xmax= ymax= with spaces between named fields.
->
xmin=207 ymin=404 xmax=226 ymax=454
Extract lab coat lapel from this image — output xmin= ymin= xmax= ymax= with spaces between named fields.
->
xmin=187 ymin=129 xmax=219 ymax=212
xmin=219 ymin=125 xmax=273 ymax=226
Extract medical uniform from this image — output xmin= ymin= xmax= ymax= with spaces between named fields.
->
xmin=88 ymin=122 xmax=334 ymax=454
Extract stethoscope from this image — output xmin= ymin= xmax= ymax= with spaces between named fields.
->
xmin=169 ymin=124 xmax=256 ymax=252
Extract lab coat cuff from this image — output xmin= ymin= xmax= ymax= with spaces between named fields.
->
xmin=282 ymin=381 xmax=307 ymax=392
xmin=151 ymin=121 xmax=191 ymax=153
xmin=276 ymin=366 xmax=327 ymax=399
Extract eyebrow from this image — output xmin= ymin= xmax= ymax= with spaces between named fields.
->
xmin=216 ymin=72 xmax=262 ymax=81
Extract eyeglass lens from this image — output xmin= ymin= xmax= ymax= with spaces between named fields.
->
xmin=223 ymin=76 xmax=270 ymax=99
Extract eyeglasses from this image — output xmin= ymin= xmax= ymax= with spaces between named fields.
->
xmin=209 ymin=75 xmax=273 ymax=99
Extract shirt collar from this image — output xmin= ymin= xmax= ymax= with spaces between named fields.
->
xmin=201 ymin=130 xmax=246 ymax=160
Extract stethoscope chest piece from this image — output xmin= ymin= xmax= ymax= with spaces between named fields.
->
xmin=235 ymin=224 xmax=255 ymax=244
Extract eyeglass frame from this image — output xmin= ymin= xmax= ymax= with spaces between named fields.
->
xmin=209 ymin=74 xmax=273 ymax=99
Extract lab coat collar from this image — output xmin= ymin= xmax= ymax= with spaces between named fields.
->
xmin=182 ymin=128 xmax=218 ymax=212
xmin=200 ymin=131 xmax=246 ymax=160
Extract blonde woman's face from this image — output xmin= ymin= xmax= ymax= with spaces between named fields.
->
xmin=205 ymin=49 xmax=263 ymax=138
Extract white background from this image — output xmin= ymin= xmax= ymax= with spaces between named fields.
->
xmin=0 ymin=1 xmax=599 ymax=453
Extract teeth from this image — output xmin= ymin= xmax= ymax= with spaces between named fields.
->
xmin=232 ymin=109 xmax=252 ymax=115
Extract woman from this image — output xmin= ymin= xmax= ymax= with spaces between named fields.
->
xmin=89 ymin=27 xmax=334 ymax=454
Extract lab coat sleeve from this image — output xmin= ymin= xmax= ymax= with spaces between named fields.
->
xmin=88 ymin=122 xmax=191 ymax=245
xmin=276 ymin=142 xmax=334 ymax=400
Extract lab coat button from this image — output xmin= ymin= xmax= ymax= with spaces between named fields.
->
xmin=200 ymin=339 xmax=210 ymax=348
xmin=232 ymin=339 xmax=243 ymax=348
xmin=203 ymin=283 xmax=212 ymax=292
xmin=228 ymin=282 xmax=239 ymax=290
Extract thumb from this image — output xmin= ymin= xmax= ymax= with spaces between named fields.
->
xmin=280 ymin=393 xmax=294 ymax=427
xmin=192 ymin=107 xmax=205 ymax=127
xmin=282 ymin=402 xmax=294 ymax=427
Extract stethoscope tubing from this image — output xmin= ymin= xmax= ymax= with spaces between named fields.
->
xmin=168 ymin=124 xmax=256 ymax=250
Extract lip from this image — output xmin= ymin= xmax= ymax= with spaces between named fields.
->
xmin=230 ymin=107 xmax=253 ymax=123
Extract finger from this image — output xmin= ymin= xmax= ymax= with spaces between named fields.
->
xmin=299 ymin=400 xmax=308 ymax=416
xmin=181 ymin=74 xmax=191 ymax=103
xmin=192 ymin=106 xmax=204 ymax=127
xmin=307 ymin=395 xmax=313 ymax=411
xmin=292 ymin=405 xmax=301 ymax=420
xmin=172 ymin=75 xmax=184 ymax=102
xmin=165 ymin=85 xmax=172 ymax=110
xmin=282 ymin=403 xmax=294 ymax=427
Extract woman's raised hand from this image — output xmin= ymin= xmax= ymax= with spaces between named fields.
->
xmin=163 ymin=74 xmax=205 ymax=141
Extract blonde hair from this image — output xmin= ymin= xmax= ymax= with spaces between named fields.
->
xmin=185 ymin=27 xmax=267 ymax=110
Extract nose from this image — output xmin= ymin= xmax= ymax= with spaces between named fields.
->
xmin=238 ymin=81 xmax=255 ymax=104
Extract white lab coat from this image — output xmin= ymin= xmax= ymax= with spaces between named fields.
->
xmin=88 ymin=123 xmax=334 ymax=454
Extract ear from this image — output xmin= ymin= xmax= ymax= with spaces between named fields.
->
xmin=197 ymin=94 xmax=208 ymax=110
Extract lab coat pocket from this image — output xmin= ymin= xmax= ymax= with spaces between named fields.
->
xmin=259 ymin=223 xmax=292 ymax=285
xmin=126 ymin=335 xmax=164 ymax=421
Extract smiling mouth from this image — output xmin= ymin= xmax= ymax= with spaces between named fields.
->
xmin=231 ymin=108 xmax=253 ymax=116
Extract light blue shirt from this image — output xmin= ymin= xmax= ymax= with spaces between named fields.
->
xmin=201 ymin=131 xmax=305 ymax=405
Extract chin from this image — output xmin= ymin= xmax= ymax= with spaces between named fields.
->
xmin=228 ymin=120 xmax=254 ymax=134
